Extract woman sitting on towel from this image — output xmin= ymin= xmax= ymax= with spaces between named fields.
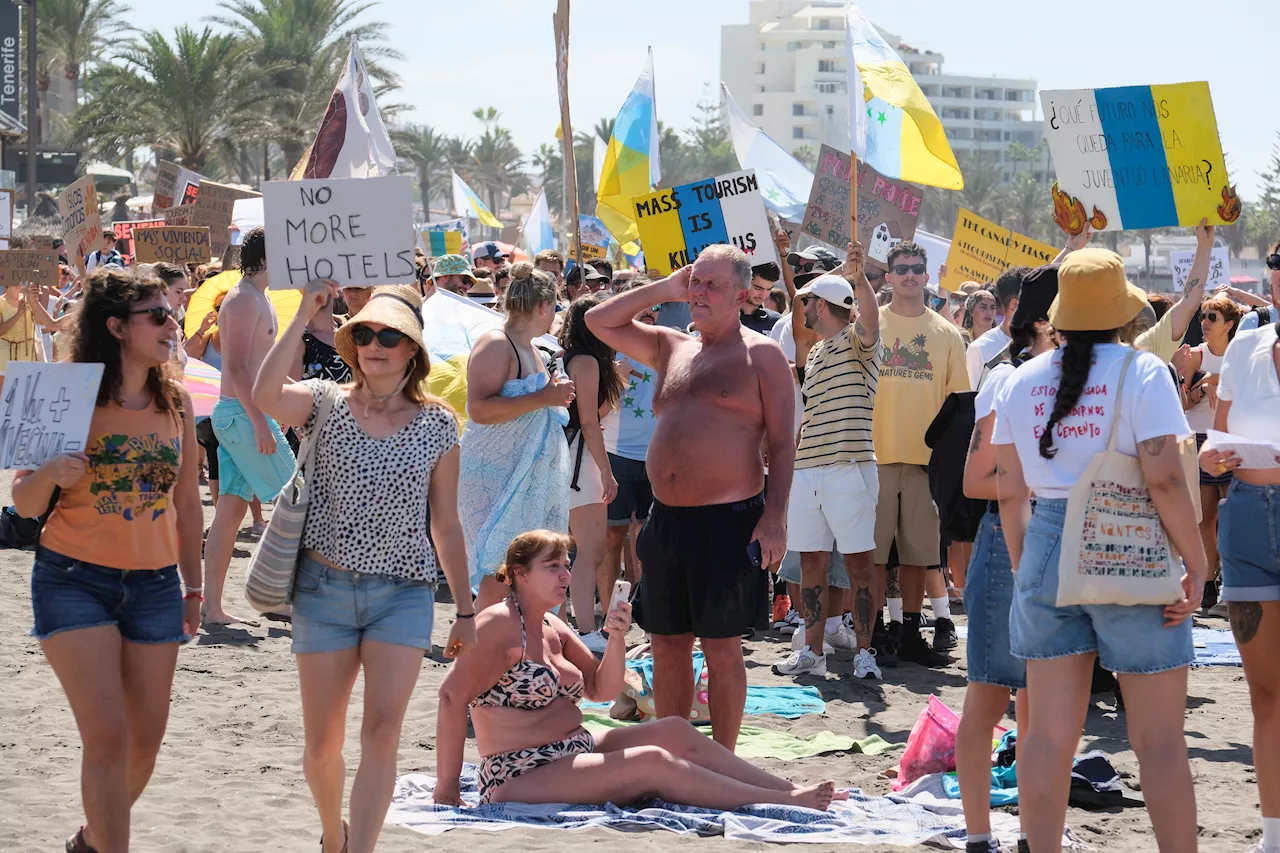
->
xmin=436 ymin=529 xmax=844 ymax=810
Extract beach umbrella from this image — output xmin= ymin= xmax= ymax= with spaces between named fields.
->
xmin=182 ymin=359 xmax=221 ymax=417
xmin=184 ymin=269 xmax=301 ymax=341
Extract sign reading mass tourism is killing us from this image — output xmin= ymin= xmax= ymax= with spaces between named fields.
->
xmin=939 ymin=208 xmax=1058 ymax=292
xmin=631 ymin=169 xmax=777 ymax=276
xmin=263 ymin=175 xmax=415 ymax=290
xmin=0 ymin=362 xmax=104 ymax=470
xmin=1040 ymin=82 xmax=1240 ymax=233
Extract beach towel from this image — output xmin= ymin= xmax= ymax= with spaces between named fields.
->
xmin=388 ymin=765 xmax=1019 ymax=848
xmin=954 ymin=625 xmax=1242 ymax=667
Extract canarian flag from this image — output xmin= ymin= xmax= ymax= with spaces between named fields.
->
xmin=845 ymin=4 xmax=963 ymax=190
xmin=523 ymin=187 xmax=556 ymax=257
xmin=296 ymin=38 xmax=396 ymax=180
xmin=592 ymin=134 xmax=608 ymax=192
xmin=722 ymin=83 xmax=814 ymax=220
xmin=452 ymin=170 xmax=503 ymax=228
xmin=596 ymin=48 xmax=661 ymax=244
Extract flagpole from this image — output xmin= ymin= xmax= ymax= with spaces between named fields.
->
xmin=849 ymin=150 xmax=860 ymax=279
xmin=553 ymin=0 xmax=584 ymax=272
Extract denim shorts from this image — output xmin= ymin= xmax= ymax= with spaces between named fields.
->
xmin=778 ymin=548 xmax=849 ymax=589
xmin=30 ymin=547 xmax=185 ymax=643
xmin=1009 ymin=498 xmax=1193 ymax=675
xmin=964 ymin=511 xmax=1025 ymax=689
xmin=210 ymin=398 xmax=296 ymax=503
xmin=291 ymin=554 xmax=436 ymax=654
xmin=1218 ymin=480 xmax=1280 ymax=602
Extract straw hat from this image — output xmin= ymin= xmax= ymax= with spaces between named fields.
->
xmin=334 ymin=284 xmax=426 ymax=368
xmin=1048 ymin=248 xmax=1147 ymax=332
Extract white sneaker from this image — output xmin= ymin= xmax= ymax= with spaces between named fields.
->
xmin=774 ymin=609 xmax=801 ymax=633
xmin=854 ymin=648 xmax=882 ymax=680
xmin=773 ymin=646 xmax=827 ymax=676
xmin=792 ymin=626 xmax=834 ymax=655
xmin=825 ymin=623 xmax=858 ymax=651
xmin=579 ymin=630 xmax=609 ymax=654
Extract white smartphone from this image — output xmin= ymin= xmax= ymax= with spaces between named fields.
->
xmin=609 ymin=580 xmax=632 ymax=614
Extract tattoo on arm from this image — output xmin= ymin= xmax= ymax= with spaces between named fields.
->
xmin=885 ymin=566 xmax=901 ymax=598
xmin=853 ymin=586 xmax=874 ymax=644
xmin=854 ymin=321 xmax=867 ymax=339
xmin=968 ymin=424 xmax=983 ymax=456
xmin=1183 ymin=276 xmax=1200 ymax=297
xmin=1228 ymin=601 xmax=1262 ymax=644
xmin=1140 ymin=435 xmax=1169 ymax=455
xmin=801 ymin=585 xmax=824 ymax=629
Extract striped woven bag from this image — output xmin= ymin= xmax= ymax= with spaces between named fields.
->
xmin=244 ymin=383 xmax=339 ymax=612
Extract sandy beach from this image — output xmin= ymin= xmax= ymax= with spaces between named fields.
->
xmin=0 ymin=474 xmax=1262 ymax=852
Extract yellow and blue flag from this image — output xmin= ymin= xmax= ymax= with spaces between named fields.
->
xmin=596 ymin=48 xmax=661 ymax=244
xmin=421 ymin=289 xmax=504 ymax=425
xmin=452 ymin=170 xmax=503 ymax=229
xmin=845 ymin=4 xmax=963 ymax=191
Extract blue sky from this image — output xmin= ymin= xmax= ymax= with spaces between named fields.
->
xmin=122 ymin=0 xmax=1277 ymax=200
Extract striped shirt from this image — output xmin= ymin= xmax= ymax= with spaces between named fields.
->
xmin=795 ymin=325 xmax=879 ymax=469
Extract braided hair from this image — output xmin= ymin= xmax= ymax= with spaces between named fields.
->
xmin=1038 ymin=329 xmax=1117 ymax=459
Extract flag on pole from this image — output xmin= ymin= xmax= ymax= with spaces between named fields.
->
xmin=592 ymin=134 xmax=608 ymax=192
xmin=297 ymin=38 xmax=397 ymax=180
xmin=523 ymin=187 xmax=556 ymax=257
xmin=722 ymin=83 xmax=814 ymax=220
xmin=452 ymin=170 xmax=503 ymax=228
xmin=844 ymin=4 xmax=963 ymax=190
xmin=596 ymin=48 xmax=661 ymax=244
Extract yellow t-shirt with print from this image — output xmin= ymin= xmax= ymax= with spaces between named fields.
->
xmin=872 ymin=304 xmax=971 ymax=466
xmin=0 ymin=299 xmax=37 ymax=374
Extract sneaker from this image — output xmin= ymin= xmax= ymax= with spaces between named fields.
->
xmin=773 ymin=646 xmax=827 ymax=676
xmin=899 ymin=631 xmax=952 ymax=667
xmin=872 ymin=621 xmax=900 ymax=667
xmin=578 ymin=630 xmax=609 ymax=654
xmin=792 ymin=626 xmax=835 ymax=655
xmin=1200 ymin=579 xmax=1219 ymax=613
xmin=932 ymin=617 xmax=958 ymax=651
xmin=853 ymin=648 xmax=882 ymax=680
xmin=825 ymin=622 xmax=858 ymax=652
xmin=774 ymin=609 xmax=801 ymax=633
xmin=965 ymin=841 xmax=1004 ymax=853
xmin=1206 ymin=600 xmax=1229 ymax=618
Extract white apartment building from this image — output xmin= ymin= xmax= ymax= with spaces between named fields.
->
xmin=721 ymin=0 xmax=1047 ymax=182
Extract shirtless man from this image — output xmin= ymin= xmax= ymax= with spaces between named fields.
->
xmin=203 ymin=227 xmax=298 ymax=626
xmin=587 ymin=244 xmax=795 ymax=750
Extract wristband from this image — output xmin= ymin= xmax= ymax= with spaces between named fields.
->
xmin=456 ymin=612 xmax=475 ymax=619
xmin=183 ymin=592 xmax=204 ymax=602
xmin=184 ymin=586 xmax=203 ymax=594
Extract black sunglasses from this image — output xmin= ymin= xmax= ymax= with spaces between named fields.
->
xmin=892 ymin=263 xmax=927 ymax=275
xmin=350 ymin=324 xmax=408 ymax=348
xmin=1267 ymin=253 xmax=1280 ymax=272
xmin=130 ymin=306 xmax=178 ymax=325
xmin=1204 ymin=312 xmax=1222 ymax=323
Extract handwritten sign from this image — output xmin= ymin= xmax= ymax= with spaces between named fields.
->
xmin=939 ymin=208 xmax=1058 ymax=292
xmin=115 ymin=218 xmax=164 ymax=258
xmin=263 ymin=175 xmax=415 ymax=290
xmin=163 ymin=204 xmax=194 ymax=226
xmin=59 ymin=175 xmax=100 ymax=275
xmin=152 ymin=160 xmax=204 ymax=213
xmin=0 ymin=249 xmax=59 ymax=287
xmin=1169 ymin=247 xmax=1229 ymax=293
xmin=1041 ymin=82 xmax=1239 ymax=232
xmin=192 ymin=180 xmax=259 ymax=257
xmin=0 ymin=187 xmax=12 ymax=250
xmin=631 ymin=169 xmax=777 ymax=275
xmin=133 ymin=226 xmax=212 ymax=265
xmin=0 ymin=362 xmax=104 ymax=470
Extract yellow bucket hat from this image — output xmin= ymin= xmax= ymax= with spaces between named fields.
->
xmin=1048 ymin=248 xmax=1148 ymax=332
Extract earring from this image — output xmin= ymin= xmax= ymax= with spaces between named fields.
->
xmin=406 ymin=356 xmax=417 ymax=374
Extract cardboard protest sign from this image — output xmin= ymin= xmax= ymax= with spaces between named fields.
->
xmin=0 ymin=187 xmax=12 ymax=250
xmin=577 ymin=214 xmax=611 ymax=261
xmin=939 ymin=208 xmax=1058 ymax=292
xmin=133 ymin=226 xmax=212 ymax=265
xmin=631 ymin=169 xmax=777 ymax=275
xmin=192 ymin=180 xmax=260 ymax=258
xmin=59 ymin=175 xmax=100 ymax=274
xmin=1041 ymin=82 xmax=1241 ymax=233
xmin=0 ymin=249 xmax=59 ymax=287
xmin=263 ymin=175 xmax=415 ymax=290
xmin=152 ymin=160 xmax=204 ymax=213
xmin=1169 ymin=247 xmax=1229 ymax=292
xmin=163 ymin=204 xmax=194 ymax=226
xmin=114 ymin=219 xmax=164 ymax=258
xmin=0 ymin=362 xmax=105 ymax=469
xmin=800 ymin=145 xmax=923 ymax=271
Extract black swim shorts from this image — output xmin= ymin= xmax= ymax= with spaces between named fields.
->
xmin=607 ymin=454 xmax=654 ymax=527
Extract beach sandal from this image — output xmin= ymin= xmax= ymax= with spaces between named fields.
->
xmin=319 ymin=819 xmax=349 ymax=853
xmin=66 ymin=827 xmax=97 ymax=853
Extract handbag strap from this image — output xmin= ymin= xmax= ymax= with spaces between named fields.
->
xmin=1105 ymin=348 xmax=1140 ymax=452
xmin=285 ymin=382 xmax=340 ymax=499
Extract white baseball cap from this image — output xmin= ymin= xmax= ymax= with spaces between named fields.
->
xmin=794 ymin=274 xmax=855 ymax=310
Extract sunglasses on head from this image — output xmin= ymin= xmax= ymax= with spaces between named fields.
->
xmin=892 ymin=263 xmax=927 ymax=275
xmin=1267 ymin=253 xmax=1280 ymax=271
xmin=350 ymin=324 xmax=408 ymax=348
xmin=130 ymin=306 xmax=178 ymax=325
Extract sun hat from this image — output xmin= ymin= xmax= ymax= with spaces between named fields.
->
xmin=432 ymin=253 xmax=477 ymax=282
xmin=794 ymin=273 xmax=854 ymax=309
xmin=334 ymin=285 xmax=426 ymax=368
xmin=1048 ymin=248 xmax=1148 ymax=332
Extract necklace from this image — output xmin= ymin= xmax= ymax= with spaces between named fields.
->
xmin=358 ymin=374 xmax=412 ymax=418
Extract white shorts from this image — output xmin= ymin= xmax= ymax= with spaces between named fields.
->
xmin=786 ymin=460 xmax=879 ymax=555
xmin=569 ymin=433 xmax=605 ymax=509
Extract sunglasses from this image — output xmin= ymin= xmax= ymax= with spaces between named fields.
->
xmin=350 ymin=324 xmax=408 ymax=348
xmin=1267 ymin=253 xmax=1280 ymax=272
xmin=892 ymin=263 xmax=927 ymax=275
xmin=1204 ymin=312 xmax=1222 ymax=323
xmin=130 ymin=306 xmax=178 ymax=325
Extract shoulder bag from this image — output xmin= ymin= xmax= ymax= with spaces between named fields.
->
xmin=244 ymin=383 xmax=340 ymax=612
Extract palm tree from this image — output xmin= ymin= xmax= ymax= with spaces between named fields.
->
xmin=37 ymin=0 xmax=129 ymax=109
xmin=998 ymin=170 xmax=1047 ymax=239
xmin=73 ymin=27 xmax=272 ymax=173
xmin=213 ymin=0 xmax=401 ymax=174
xmin=955 ymin=150 xmax=1005 ymax=221
xmin=465 ymin=106 xmax=526 ymax=214
xmin=394 ymin=124 xmax=451 ymax=216
xmin=532 ymin=142 xmax=564 ymax=214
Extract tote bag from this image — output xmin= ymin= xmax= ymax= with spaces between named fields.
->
xmin=1056 ymin=349 xmax=1186 ymax=607
xmin=244 ymin=384 xmax=339 ymax=612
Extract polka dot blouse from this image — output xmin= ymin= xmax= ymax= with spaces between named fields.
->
xmin=297 ymin=379 xmax=458 ymax=581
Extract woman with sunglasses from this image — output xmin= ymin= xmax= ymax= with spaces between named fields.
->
xmin=253 ymin=281 xmax=476 ymax=853
xmin=13 ymin=266 xmax=202 ymax=853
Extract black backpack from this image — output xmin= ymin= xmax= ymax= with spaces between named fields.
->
xmin=0 ymin=487 xmax=61 ymax=550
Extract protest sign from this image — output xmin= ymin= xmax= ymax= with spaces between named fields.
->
xmin=578 ymin=214 xmax=611 ymax=261
xmin=631 ymin=169 xmax=777 ymax=275
xmin=800 ymin=145 xmax=923 ymax=271
xmin=59 ymin=175 xmax=100 ymax=274
xmin=192 ymin=180 xmax=260 ymax=257
xmin=0 ymin=187 xmax=12 ymax=249
xmin=263 ymin=175 xmax=415 ymax=289
xmin=133 ymin=226 xmax=212 ymax=265
xmin=1040 ymin=82 xmax=1240 ymax=233
xmin=939 ymin=208 xmax=1058 ymax=292
xmin=114 ymin=218 xmax=164 ymax=258
xmin=163 ymin=204 xmax=194 ymax=226
xmin=0 ymin=362 xmax=104 ymax=470
xmin=0 ymin=249 xmax=59 ymax=287
xmin=1169 ymin=247 xmax=1229 ymax=292
xmin=152 ymin=160 xmax=203 ymax=213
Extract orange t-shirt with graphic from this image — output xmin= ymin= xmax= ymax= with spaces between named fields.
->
xmin=41 ymin=401 xmax=183 ymax=570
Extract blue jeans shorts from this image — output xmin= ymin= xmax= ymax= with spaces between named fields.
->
xmin=30 ymin=547 xmax=185 ymax=643
xmin=1218 ymin=480 xmax=1280 ymax=602
xmin=210 ymin=398 xmax=296 ymax=503
xmin=964 ymin=511 xmax=1025 ymax=689
xmin=1010 ymin=498 xmax=1193 ymax=675
xmin=291 ymin=554 xmax=436 ymax=654
xmin=777 ymin=548 xmax=849 ymax=589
